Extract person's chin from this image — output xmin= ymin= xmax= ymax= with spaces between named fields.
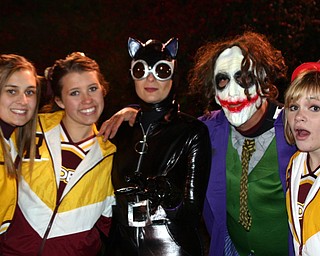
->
xmin=226 ymin=113 xmax=250 ymax=128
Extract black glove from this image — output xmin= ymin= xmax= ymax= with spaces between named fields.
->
xmin=144 ymin=176 xmax=170 ymax=209
xmin=116 ymin=174 xmax=180 ymax=212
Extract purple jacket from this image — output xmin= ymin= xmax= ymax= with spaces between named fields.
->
xmin=200 ymin=109 xmax=295 ymax=256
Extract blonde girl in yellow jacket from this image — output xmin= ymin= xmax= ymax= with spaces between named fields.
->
xmin=284 ymin=63 xmax=320 ymax=255
xmin=2 ymin=52 xmax=116 ymax=256
xmin=0 ymin=54 xmax=40 ymax=235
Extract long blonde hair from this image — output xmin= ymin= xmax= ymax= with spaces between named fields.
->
xmin=0 ymin=54 xmax=41 ymax=177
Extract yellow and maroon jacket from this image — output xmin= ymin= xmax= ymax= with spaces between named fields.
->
xmin=286 ymin=151 xmax=320 ymax=256
xmin=0 ymin=134 xmax=17 ymax=234
xmin=3 ymin=111 xmax=116 ymax=256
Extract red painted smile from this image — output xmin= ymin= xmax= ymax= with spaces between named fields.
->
xmin=217 ymin=94 xmax=259 ymax=113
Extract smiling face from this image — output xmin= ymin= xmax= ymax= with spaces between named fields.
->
xmin=55 ymin=71 xmax=104 ymax=130
xmin=134 ymin=73 xmax=173 ymax=104
xmin=214 ymin=46 xmax=264 ymax=127
xmin=287 ymin=94 xmax=320 ymax=154
xmin=0 ymin=69 xmax=37 ymax=127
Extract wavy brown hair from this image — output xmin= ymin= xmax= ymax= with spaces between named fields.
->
xmin=188 ymin=31 xmax=287 ymax=110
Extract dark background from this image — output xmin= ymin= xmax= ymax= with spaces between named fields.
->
xmin=1 ymin=0 xmax=319 ymax=120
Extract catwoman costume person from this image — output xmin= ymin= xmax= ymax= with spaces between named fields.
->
xmin=105 ymin=38 xmax=211 ymax=256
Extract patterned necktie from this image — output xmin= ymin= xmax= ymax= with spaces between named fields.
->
xmin=239 ymin=138 xmax=255 ymax=231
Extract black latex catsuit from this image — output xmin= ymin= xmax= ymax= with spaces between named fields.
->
xmin=106 ymin=95 xmax=211 ymax=256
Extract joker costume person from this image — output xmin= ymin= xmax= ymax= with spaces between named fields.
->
xmin=189 ymin=32 xmax=296 ymax=256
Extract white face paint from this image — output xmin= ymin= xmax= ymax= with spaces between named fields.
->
xmin=214 ymin=46 xmax=265 ymax=127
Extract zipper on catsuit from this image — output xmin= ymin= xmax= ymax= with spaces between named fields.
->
xmin=134 ymin=123 xmax=151 ymax=173
xmin=133 ymin=123 xmax=151 ymax=247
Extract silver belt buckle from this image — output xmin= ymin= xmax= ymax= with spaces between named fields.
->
xmin=128 ymin=199 xmax=152 ymax=227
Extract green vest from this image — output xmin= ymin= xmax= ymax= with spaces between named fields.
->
xmin=226 ymin=136 xmax=288 ymax=256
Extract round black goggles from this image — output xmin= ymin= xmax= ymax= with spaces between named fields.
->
xmin=130 ymin=60 xmax=174 ymax=81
